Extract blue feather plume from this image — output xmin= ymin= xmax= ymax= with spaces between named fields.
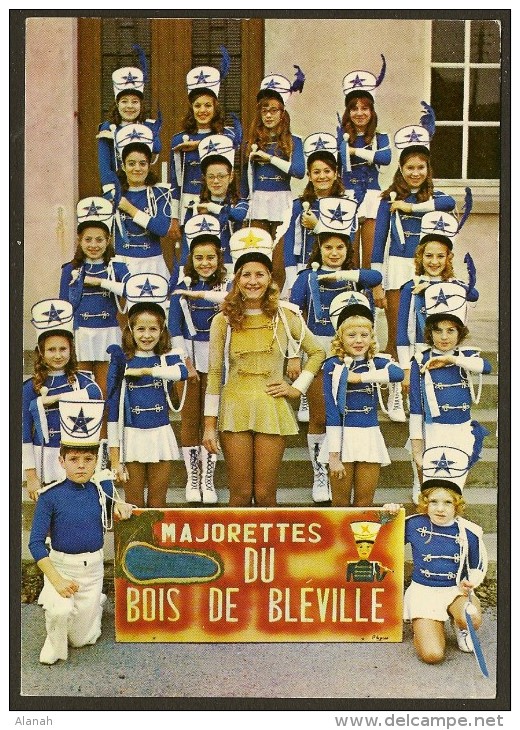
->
xmin=336 ymin=111 xmax=344 ymax=145
xmin=290 ymin=65 xmax=305 ymax=94
xmin=133 ymin=44 xmax=149 ymax=83
xmin=220 ymin=45 xmax=231 ymax=79
xmin=457 ymin=187 xmax=473 ymax=231
xmin=420 ymin=101 xmax=436 ymax=138
xmin=469 ymin=420 xmax=489 ymax=467
xmin=230 ymin=112 xmax=242 ymax=148
xmin=464 ymin=252 xmax=477 ymax=290
xmin=375 ymin=54 xmax=386 ymax=87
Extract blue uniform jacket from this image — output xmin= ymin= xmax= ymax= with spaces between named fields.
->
xmin=290 ymin=267 xmax=382 ymax=337
xmin=114 ymin=184 xmax=172 ymax=258
xmin=240 ymin=135 xmax=305 ymax=197
xmin=339 ymin=131 xmax=391 ymax=203
xmin=405 ymin=513 xmax=487 ymax=588
xmin=59 ymin=260 xmax=130 ymax=330
xmin=179 ymin=196 xmax=249 ymax=266
xmin=29 ymin=477 xmax=115 ymax=562
xmin=371 ymin=191 xmax=456 ymax=266
xmin=168 ymin=279 xmax=229 ymax=343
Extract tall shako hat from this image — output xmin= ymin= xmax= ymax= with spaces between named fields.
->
xmin=76 ymin=196 xmax=114 ymax=236
xmin=59 ymin=393 xmax=105 ymax=449
xmin=31 ymin=299 xmax=74 ymax=344
xmin=186 ymin=46 xmax=231 ymax=101
xmin=343 ymin=54 xmax=386 ymax=105
xmin=329 ymin=291 xmax=374 ymax=330
xmin=184 ymin=213 xmax=221 ymax=249
xmin=303 ymin=132 xmax=339 ymax=169
xmin=112 ymin=44 xmax=148 ymax=101
xmin=317 ymin=196 xmax=358 ymax=241
xmin=199 ymin=134 xmax=235 ymax=174
xmin=424 ymin=281 xmax=469 ymax=327
xmin=420 ymin=187 xmax=473 ymax=250
xmin=349 ymin=521 xmax=382 ymax=544
xmin=115 ymin=124 xmax=154 ymax=156
xmin=394 ymin=101 xmax=436 ymax=161
xmin=229 ymin=227 xmax=274 ymax=273
xmin=257 ymin=65 xmax=305 ymax=106
xmin=421 ymin=445 xmax=471 ymax=494
xmin=125 ymin=273 xmax=169 ymax=318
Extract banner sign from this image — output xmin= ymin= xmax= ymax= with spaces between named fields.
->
xmin=114 ymin=507 xmax=405 ymax=642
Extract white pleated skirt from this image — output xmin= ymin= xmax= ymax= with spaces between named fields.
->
xmin=384 ymin=255 xmax=415 ymax=291
xmin=124 ymin=254 xmax=171 ymax=280
xmin=184 ymin=338 xmax=210 ymax=374
xmin=123 ymin=424 xmax=179 ymax=463
xmin=346 ymin=188 xmax=381 ymax=221
xmin=75 ymin=326 xmax=122 ymax=362
xmin=249 ymin=190 xmax=293 ymax=223
xmin=318 ymin=425 xmax=391 ymax=466
xmin=404 ymin=580 xmax=464 ymax=622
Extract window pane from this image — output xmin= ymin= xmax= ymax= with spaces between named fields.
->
xmin=431 ymin=20 xmax=465 ymax=63
xmin=470 ymin=20 xmax=501 ymax=63
xmin=468 ymin=127 xmax=500 ymax=179
xmin=430 ymin=127 xmax=463 ymax=179
xmin=431 ymin=68 xmax=464 ymax=120
xmin=469 ymin=68 xmax=501 ymax=122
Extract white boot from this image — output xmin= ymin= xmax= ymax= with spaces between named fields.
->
xmin=200 ymin=445 xmax=218 ymax=504
xmin=411 ymin=460 xmax=421 ymax=505
xmin=387 ymin=381 xmax=407 ymax=422
xmin=297 ymin=394 xmax=310 ymax=423
xmin=308 ymin=434 xmax=331 ymax=503
xmin=183 ymin=446 xmax=201 ymax=503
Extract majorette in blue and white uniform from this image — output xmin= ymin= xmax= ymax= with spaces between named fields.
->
xmin=337 ymin=55 xmax=392 ymax=220
xmin=372 ymin=103 xmax=456 ymax=291
xmin=23 ymin=300 xmax=103 ymax=485
xmin=169 ymin=48 xmax=241 ymax=226
xmin=60 ymin=196 xmax=130 ymax=361
xmin=290 ymin=197 xmax=380 ymax=351
xmin=396 ymin=188 xmax=479 ymax=370
xmin=97 ymin=45 xmax=161 ymax=201
xmin=320 ymin=291 xmax=404 ymax=465
xmin=241 ymin=67 xmax=306 ymax=224
xmin=408 ymin=291 xmax=491 ymax=492
xmin=283 ymin=132 xmax=357 ymax=292
xmin=112 ymin=124 xmax=172 ymax=279
xmin=178 ymin=134 xmax=248 ymax=274
xmin=168 ymin=215 xmax=231 ymax=374
xmin=106 ymin=274 xmax=188 ymax=464
xmin=403 ymin=478 xmax=487 ymax=621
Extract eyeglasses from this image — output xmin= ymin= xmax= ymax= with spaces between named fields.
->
xmin=261 ymin=106 xmax=283 ymax=115
xmin=205 ymin=173 xmax=230 ymax=182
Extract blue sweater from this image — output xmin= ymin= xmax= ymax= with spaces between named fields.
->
xmin=240 ymin=135 xmax=305 ymax=197
xmin=29 ymin=477 xmax=114 ymax=562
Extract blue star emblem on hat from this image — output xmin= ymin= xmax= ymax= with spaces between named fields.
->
xmin=68 ymin=408 xmax=94 ymax=435
xmin=265 ymin=78 xmax=281 ymax=89
xmin=312 ymin=136 xmax=327 ymax=150
xmin=431 ymin=452 xmax=455 ymax=474
xmin=206 ymin=140 xmax=220 ymax=154
xmin=128 ymin=128 xmax=145 ymax=141
xmin=432 ymin=216 xmax=448 ymax=232
xmin=43 ymin=303 xmax=64 ymax=323
xmin=84 ymin=200 xmax=103 ymax=217
xmin=350 ymin=74 xmax=366 ymax=89
xmin=122 ymin=71 xmax=139 ymax=86
xmin=346 ymin=293 xmax=360 ymax=306
xmin=404 ymin=128 xmax=425 ymax=143
xmin=137 ymin=278 xmax=159 ymax=297
xmin=329 ymin=204 xmax=346 ymax=223
xmin=195 ymin=70 xmax=211 ymax=84
xmin=196 ymin=218 xmax=213 ymax=233
xmin=432 ymin=288 xmax=453 ymax=307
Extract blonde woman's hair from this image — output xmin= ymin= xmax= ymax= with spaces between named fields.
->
xmin=330 ymin=315 xmax=377 ymax=360
xmin=417 ymin=486 xmax=466 ymax=516
xmin=414 ymin=240 xmax=455 ymax=279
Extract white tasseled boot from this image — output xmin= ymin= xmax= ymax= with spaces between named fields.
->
xmin=308 ymin=434 xmax=331 ymax=503
xmin=200 ymin=445 xmax=218 ymax=504
xmin=387 ymin=381 xmax=407 ymax=422
xmin=183 ymin=446 xmax=202 ymax=503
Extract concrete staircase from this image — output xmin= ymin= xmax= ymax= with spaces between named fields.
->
xmin=21 ymin=353 xmax=499 ymax=577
